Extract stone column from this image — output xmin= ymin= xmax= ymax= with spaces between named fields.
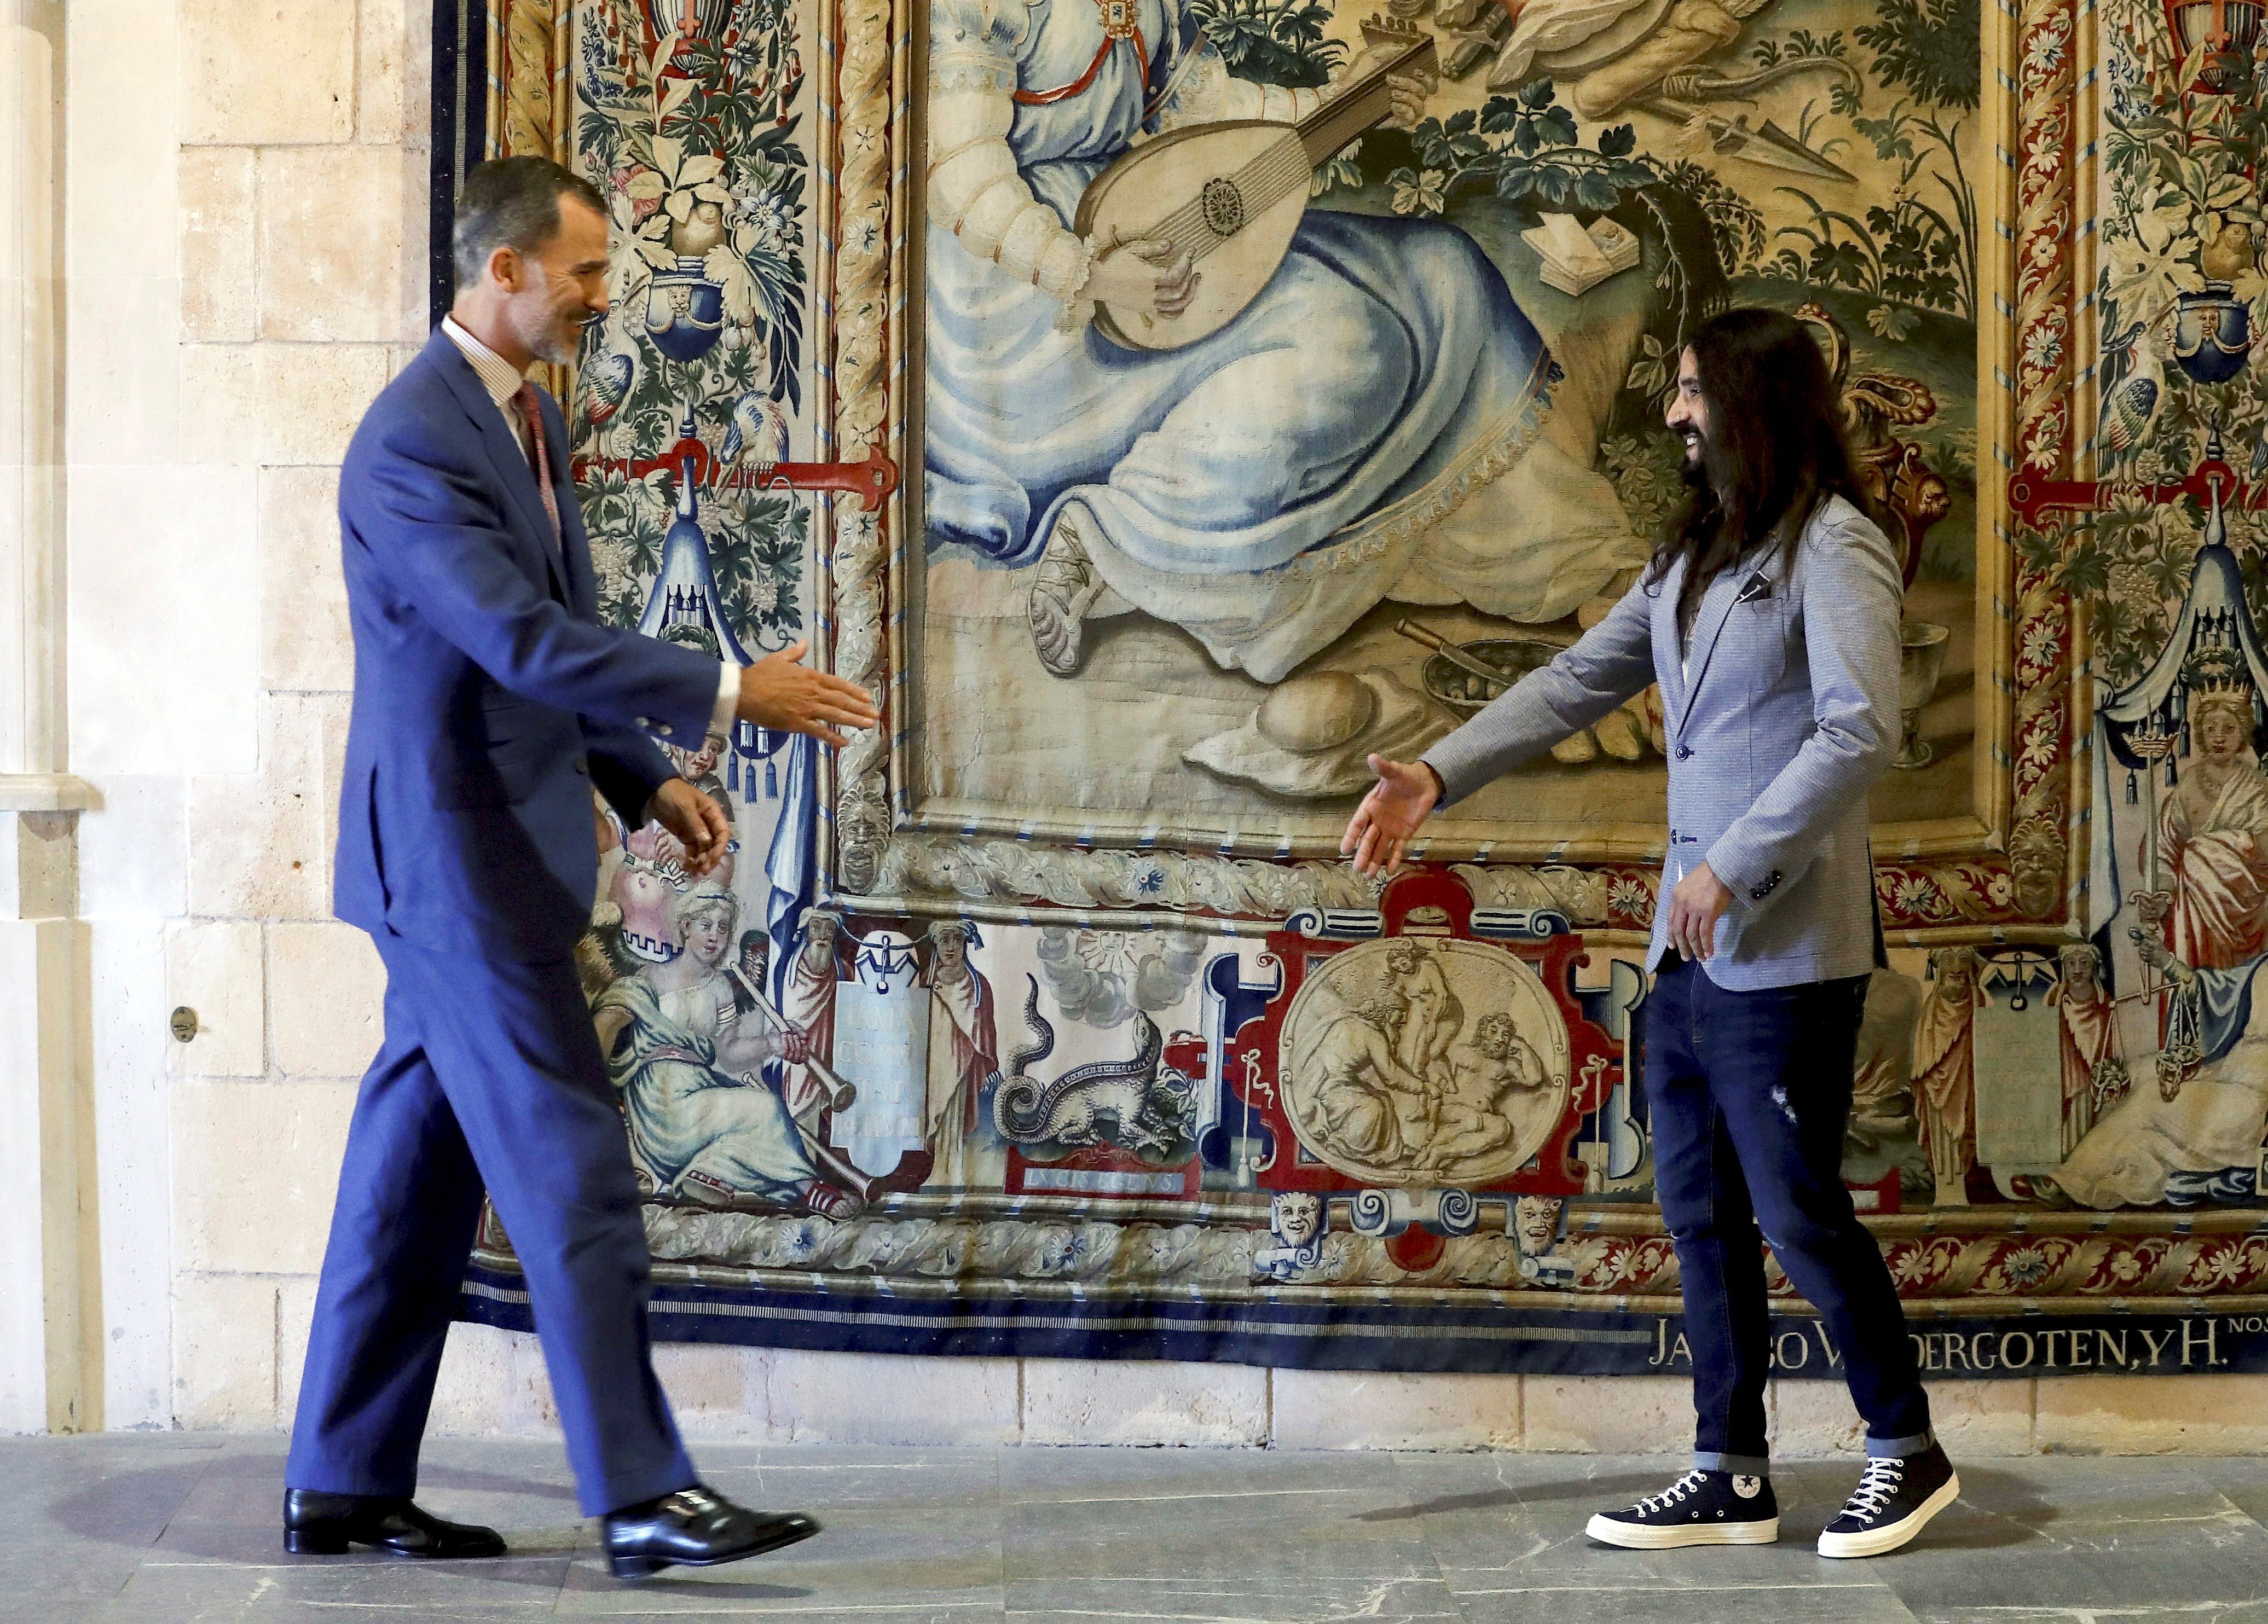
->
xmin=0 ymin=0 xmax=100 ymax=1435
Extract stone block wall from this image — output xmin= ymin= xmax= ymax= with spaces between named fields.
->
xmin=24 ymin=0 xmax=2268 ymax=1455
xmin=397 ymin=1329 xmax=2268 ymax=1457
xmin=63 ymin=0 xmax=424 ymax=1432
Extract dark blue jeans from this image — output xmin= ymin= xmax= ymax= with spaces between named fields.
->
xmin=1647 ymin=957 xmax=1933 ymax=1475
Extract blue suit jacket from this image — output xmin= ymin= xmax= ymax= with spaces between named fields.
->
xmin=333 ymin=329 xmax=721 ymax=961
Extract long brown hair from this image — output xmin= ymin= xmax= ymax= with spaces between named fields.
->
xmin=1646 ymin=307 xmax=1864 ymax=630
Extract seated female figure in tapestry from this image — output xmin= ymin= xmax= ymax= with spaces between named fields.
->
xmin=924 ymin=0 xmax=1646 ymax=686
xmin=2050 ymin=929 xmax=2268 ymax=1209
xmin=593 ymin=890 xmax=864 ymax=1219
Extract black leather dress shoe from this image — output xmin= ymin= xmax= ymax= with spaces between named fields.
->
xmin=282 ymin=1489 xmax=507 ymax=1558
xmin=601 ymin=1485 xmax=821 ymax=1579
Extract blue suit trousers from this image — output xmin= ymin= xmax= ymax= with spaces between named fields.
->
xmin=285 ymin=934 xmax=695 ymax=1517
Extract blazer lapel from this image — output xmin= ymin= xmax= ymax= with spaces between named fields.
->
xmin=1671 ymin=565 xmax=1743 ymax=746
xmin=1654 ymin=553 xmax=1689 ymax=729
xmin=429 ymin=335 xmax=571 ymax=604
xmin=1675 ymin=546 xmax=1789 ymax=745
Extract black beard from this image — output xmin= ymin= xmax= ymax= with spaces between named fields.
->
xmin=1680 ymin=440 xmax=1708 ymax=488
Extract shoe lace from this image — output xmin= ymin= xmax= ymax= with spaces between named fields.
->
xmin=1843 ymin=1458 xmax=1903 ymax=1518
xmin=661 ymin=1487 xmax=722 ymax=1518
xmin=1634 ymin=1471 xmax=1708 ymax=1515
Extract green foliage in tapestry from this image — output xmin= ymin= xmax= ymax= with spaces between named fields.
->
xmin=1854 ymin=0 xmax=1983 ymax=110
xmin=570 ymin=0 xmax=814 ymax=654
xmin=1192 ymin=0 xmax=1345 ymax=88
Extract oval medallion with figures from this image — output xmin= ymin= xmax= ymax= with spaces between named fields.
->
xmin=1278 ymin=937 xmax=1571 ymax=1188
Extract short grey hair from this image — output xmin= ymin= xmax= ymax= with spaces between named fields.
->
xmin=452 ymin=156 xmax=606 ymax=293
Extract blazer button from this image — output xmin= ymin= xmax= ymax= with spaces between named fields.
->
xmin=636 ymin=716 xmax=653 ymax=728
xmin=1675 ymin=745 xmax=1693 ymax=759
xmin=574 ymin=759 xmax=589 ymax=776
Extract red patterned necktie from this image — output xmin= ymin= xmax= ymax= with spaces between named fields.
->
xmin=512 ymin=382 xmax=562 ymax=547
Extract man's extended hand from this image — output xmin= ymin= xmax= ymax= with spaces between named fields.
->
xmin=649 ymin=778 xmax=732 ymax=878
xmin=736 ymin=639 xmax=881 ymax=748
xmin=1341 ymin=755 xmax=1442 ymax=878
xmin=1668 ymin=860 xmax=1733 ymax=961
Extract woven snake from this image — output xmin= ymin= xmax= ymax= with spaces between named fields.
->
xmin=994 ymin=975 xmax=1180 ymax=1153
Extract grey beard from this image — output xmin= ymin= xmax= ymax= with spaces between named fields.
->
xmin=532 ymin=329 xmax=580 ymax=366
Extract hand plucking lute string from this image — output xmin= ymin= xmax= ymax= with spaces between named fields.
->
xmin=1075 ymin=15 xmax=1440 ymax=351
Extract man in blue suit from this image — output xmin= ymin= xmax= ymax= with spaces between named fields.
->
xmin=283 ymin=157 xmax=879 ymax=1580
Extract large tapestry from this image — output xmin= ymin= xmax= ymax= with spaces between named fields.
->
xmin=439 ymin=0 xmax=2268 ymax=1375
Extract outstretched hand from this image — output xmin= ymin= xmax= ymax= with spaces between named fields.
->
xmin=1341 ymin=754 xmax=1441 ymax=878
xmin=734 ymin=638 xmax=880 ymax=749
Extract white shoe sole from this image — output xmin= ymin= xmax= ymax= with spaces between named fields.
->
xmin=1585 ymin=1513 xmax=1779 ymax=1550
xmin=1816 ymin=1471 xmax=1960 ymax=1558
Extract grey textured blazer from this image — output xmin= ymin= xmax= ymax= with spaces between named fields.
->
xmin=1421 ymin=494 xmax=1903 ymax=990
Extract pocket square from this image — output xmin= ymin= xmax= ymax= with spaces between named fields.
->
xmin=1734 ymin=572 xmax=1774 ymax=606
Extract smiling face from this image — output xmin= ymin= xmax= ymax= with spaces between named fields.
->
xmin=1664 ymin=347 xmax=1715 ymax=489
xmin=1271 ymin=1192 xmax=1322 ymax=1249
xmin=1514 ymin=1195 xmax=1560 ymax=1255
xmin=496 ymin=194 xmax=612 ymax=366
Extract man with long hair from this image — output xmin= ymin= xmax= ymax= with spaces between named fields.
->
xmin=1341 ymin=308 xmax=1957 ymax=1558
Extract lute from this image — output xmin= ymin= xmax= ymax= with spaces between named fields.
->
xmin=1074 ymin=15 xmax=1437 ymax=352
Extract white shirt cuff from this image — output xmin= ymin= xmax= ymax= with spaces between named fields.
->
xmin=710 ymin=661 xmax=740 ymax=740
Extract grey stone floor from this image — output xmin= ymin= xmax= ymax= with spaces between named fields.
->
xmin=2 ymin=1435 xmax=2265 ymax=1624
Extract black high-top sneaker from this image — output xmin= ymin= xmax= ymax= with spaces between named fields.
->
xmin=1816 ymin=1443 xmax=1959 ymax=1558
xmin=1585 ymin=1469 xmax=1779 ymax=1549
